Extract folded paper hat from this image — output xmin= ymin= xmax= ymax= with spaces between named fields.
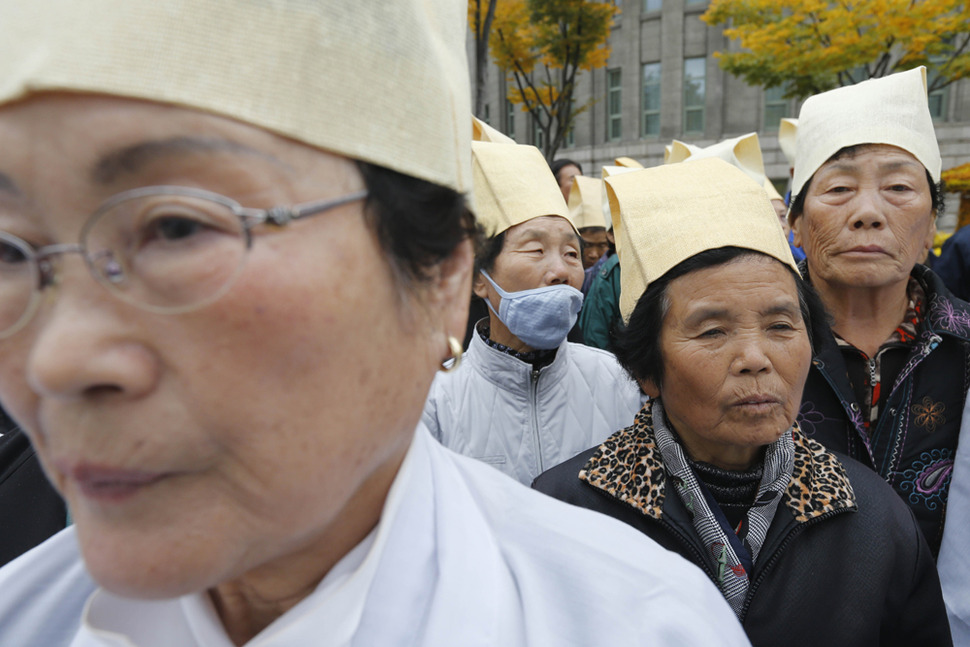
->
xmin=666 ymin=133 xmax=781 ymax=200
xmin=792 ymin=67 xmax=940 ymax=197
xmin=778 ymin=118 xmax=798 ymax=167
xmin=0 ymin=0 xmax=471 ymax=193
xmin=614 ymin=157 xmax=644 ymax=169
xmin=600 ymin=165 xmax=644 ymax=256
xmin=472 ymin=141 xmax=574 ymax=238
xmin=568 ymin=176 xmax=608 ymax=230
xmin=606 ymin=158 xmax=796 ymax=323
xmin=664 ymin=140 xmax=700 ymax=165
xmin=473 ymin=116 xmax=516 ymax=144
xmin=674 ymin=133 xmax=768 ymax=187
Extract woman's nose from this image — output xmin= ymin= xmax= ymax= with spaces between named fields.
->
xmin=730 ymin=336 xmax=772 ymax=375
xmin=25 ymin=268 xmax=157 ymax=401
xmin=545 ymin=255 xmax=573 ymax=286
xmin=850 ymin=189 xmax=887 ymax=230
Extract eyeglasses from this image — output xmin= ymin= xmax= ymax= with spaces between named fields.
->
xmin=0 ymin=185 xmax=368 ymax=338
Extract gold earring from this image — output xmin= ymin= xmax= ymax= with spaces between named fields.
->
xmin=440 ymin=336 xmax=463 ymax=373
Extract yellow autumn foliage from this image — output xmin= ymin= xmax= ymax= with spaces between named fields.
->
xmin=703 ymin=0 xmax=970 ymax=99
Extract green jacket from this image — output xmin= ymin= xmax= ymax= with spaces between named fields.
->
xmin=579 ymin=254 xmax=621 ymax=351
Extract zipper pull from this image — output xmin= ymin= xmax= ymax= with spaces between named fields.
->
xmin=922 ymin=334 xmax=942 ymax=356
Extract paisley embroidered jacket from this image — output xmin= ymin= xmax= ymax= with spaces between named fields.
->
xmin=533 ymin=401 xmax=952 ymax=646
xmin=798 ymin=263 xmax=970 ymax=556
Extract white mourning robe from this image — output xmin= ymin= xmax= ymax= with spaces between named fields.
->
xmin=938 ymin=395 xmax=970 ymax=644
xmin=0 ymin=424 xmax=750 ymax=646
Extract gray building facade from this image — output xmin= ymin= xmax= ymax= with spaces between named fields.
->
xmin=473 ymin=0 xmax=970 ymax=223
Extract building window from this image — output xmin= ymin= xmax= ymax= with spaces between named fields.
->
xmin=685 ymin=0 xmax=707 ymax=5
xmin=641 ymin=62 xmax=661 ymax=137
xmin=929 ymin=86 xmax=948 ymax=121
xmin=483 ymin=104 xmax=490 ymax=125
xmin=643 ymin=0 xmax=661 ymax=11
xmin=763 ymin=86 xmax=788 ymax=131
xmin=683 ymin=57 xmax=705 ymax=134
xmin=533 ymin=115 xmax=546 ymax=150
xmin=607 ymin=68 xmax=622 ymax=142
xmin=506 ymin=100 xmax=516 ymax=140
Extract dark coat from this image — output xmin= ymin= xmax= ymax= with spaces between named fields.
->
xmin=0 ymin=424 xmax=66 ymax=566
xmin=533 ymin=402 xmax=952 ymax=647
xmin=798 ymin=263 xmax=970 ymax=555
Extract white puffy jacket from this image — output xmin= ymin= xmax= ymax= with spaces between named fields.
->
xmin=423 ymin=327 xmax=644 ymax=485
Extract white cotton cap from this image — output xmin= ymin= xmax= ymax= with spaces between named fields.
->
xmin=471 ymin=142 xmax=574 ymax=238
xmin=606 ymin=158 xmax=796 ymax=323
xmin=0 ymin=0 xmax=472 ymax=193
xmin=792 ymin=67 xmax=940 ymax=197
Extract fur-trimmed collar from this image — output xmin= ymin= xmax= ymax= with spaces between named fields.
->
xmin=579 ymin=401 xmax=857 ymax=523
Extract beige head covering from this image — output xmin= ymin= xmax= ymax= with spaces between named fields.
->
xmin=614 ymin=157 xmax=644 ymax=169
xmin=606 ymin=158 xmax=796 ymax=322
xmin=568 ymin=176 xmax=608 ymax=230
xmin=473 ymin=116 xmax=516 ymax=144
xmin=472 ymin=141 xmax=574 ymax=238
xmin=600 ymin=165 xmax=643 ymax=254
xmin=792 ymin=67 xmax=940 ymax=197
xmin=0 ymin=0 xmax=471 ymax=193
xmin=778 ymin=118 xmax=798 ymax=167
xmin=667 ymin=132 xmax=781 ymax=201
xmin=673 ymin=133 xmax=768 ymax=186
xmin=664 ymin=140 xmax=700 ymax=165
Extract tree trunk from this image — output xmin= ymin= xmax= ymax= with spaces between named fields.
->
xmin=473 ymin=0 xmax=499 ymax=118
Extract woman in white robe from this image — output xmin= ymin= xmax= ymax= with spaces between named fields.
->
xmin=0 ymin=1 xmax=748 ymax=646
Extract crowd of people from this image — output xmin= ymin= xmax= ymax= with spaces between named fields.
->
xmin=0 ymin=1 xmax=965 ymax=646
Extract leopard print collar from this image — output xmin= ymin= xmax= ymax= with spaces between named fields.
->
xmin=579 ymin=400 xmax=857 ymax=523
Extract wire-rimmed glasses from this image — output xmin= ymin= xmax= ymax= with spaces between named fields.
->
xmin=0 ymin=186 xmax=368 ymax=338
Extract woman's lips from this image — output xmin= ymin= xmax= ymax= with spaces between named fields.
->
xmin=58 ymin=462 xmax=169 ymax=503
xmin=844 ymin=245 xmax=887 ymax=255
xmin=732 ymin=396 xmax=781 ymax=414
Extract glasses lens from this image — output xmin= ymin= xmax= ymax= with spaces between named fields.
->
xmin=83 ymin=192 xmax=249 ymax=312
xmin=0 ymin=232 xmax=40 ymax=338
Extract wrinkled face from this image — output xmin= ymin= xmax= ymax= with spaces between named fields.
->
xmin=473 ymin=215 xmax=583 ymax=349
xmin=646 ymin=256 xmax=812 ymax=470
xmin=0 ymin=94 xmax=464 ymax=597
xmin=792 ymin=144 xmax=935 ymax=292
xmin=556 ymin=164 xmax=582 ymax=202
xmin=770 ymin=199 xmax=791 ymax=237
xmin=579 ymin=227 xmax=609 ymax=269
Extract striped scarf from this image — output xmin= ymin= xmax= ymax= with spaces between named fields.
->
xmin=652 ymin=400 xmax=794 ymax=617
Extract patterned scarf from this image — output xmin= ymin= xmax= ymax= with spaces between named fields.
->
xmin=652 ymin=400 xmax=795 ymax=617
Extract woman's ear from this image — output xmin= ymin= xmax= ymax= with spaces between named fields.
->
xmin=924 ymin=215 xmax=937 ymax=255
xmin=472 ymin=270 xmax=489 ymax=300
xmin=790 ymin=213 xmax=803 ymax=249
xmin=638 ymin=378 xmax=660 ymax=399
xmin=427 ymin=239 xmax=474 ymax=343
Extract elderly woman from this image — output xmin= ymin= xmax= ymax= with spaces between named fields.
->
xmin=535 ymin=158 xmax=951 ymax=646
xmin=788 ymin=68 xmax=970 ymax=556
xmin=424 ymin=142 xmax=642 ymax=485
xmin=0 ymin=2 xmax=754 ymax=646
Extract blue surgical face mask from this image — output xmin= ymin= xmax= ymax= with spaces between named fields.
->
xmin=480 ymin=270 xmax=584 ymax=350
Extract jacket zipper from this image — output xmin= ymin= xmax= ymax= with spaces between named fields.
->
xmin=739 ymin=508 xmax=849 ymax=621
xmin=531 ymin=368 xmax=543 ymax=474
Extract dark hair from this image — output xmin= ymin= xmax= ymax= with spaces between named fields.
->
xmin=550 ymin=158 xmax=583 ymax=183
xmin=474 ymin=231 xmax=506 ymax=275
xmin=356 ymin=161 xmax=478 ymax=287
xmin=788 ymin=145 xmax=945 ymax=222
xmin=612 ymin=247 xmax=829 ymax=389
